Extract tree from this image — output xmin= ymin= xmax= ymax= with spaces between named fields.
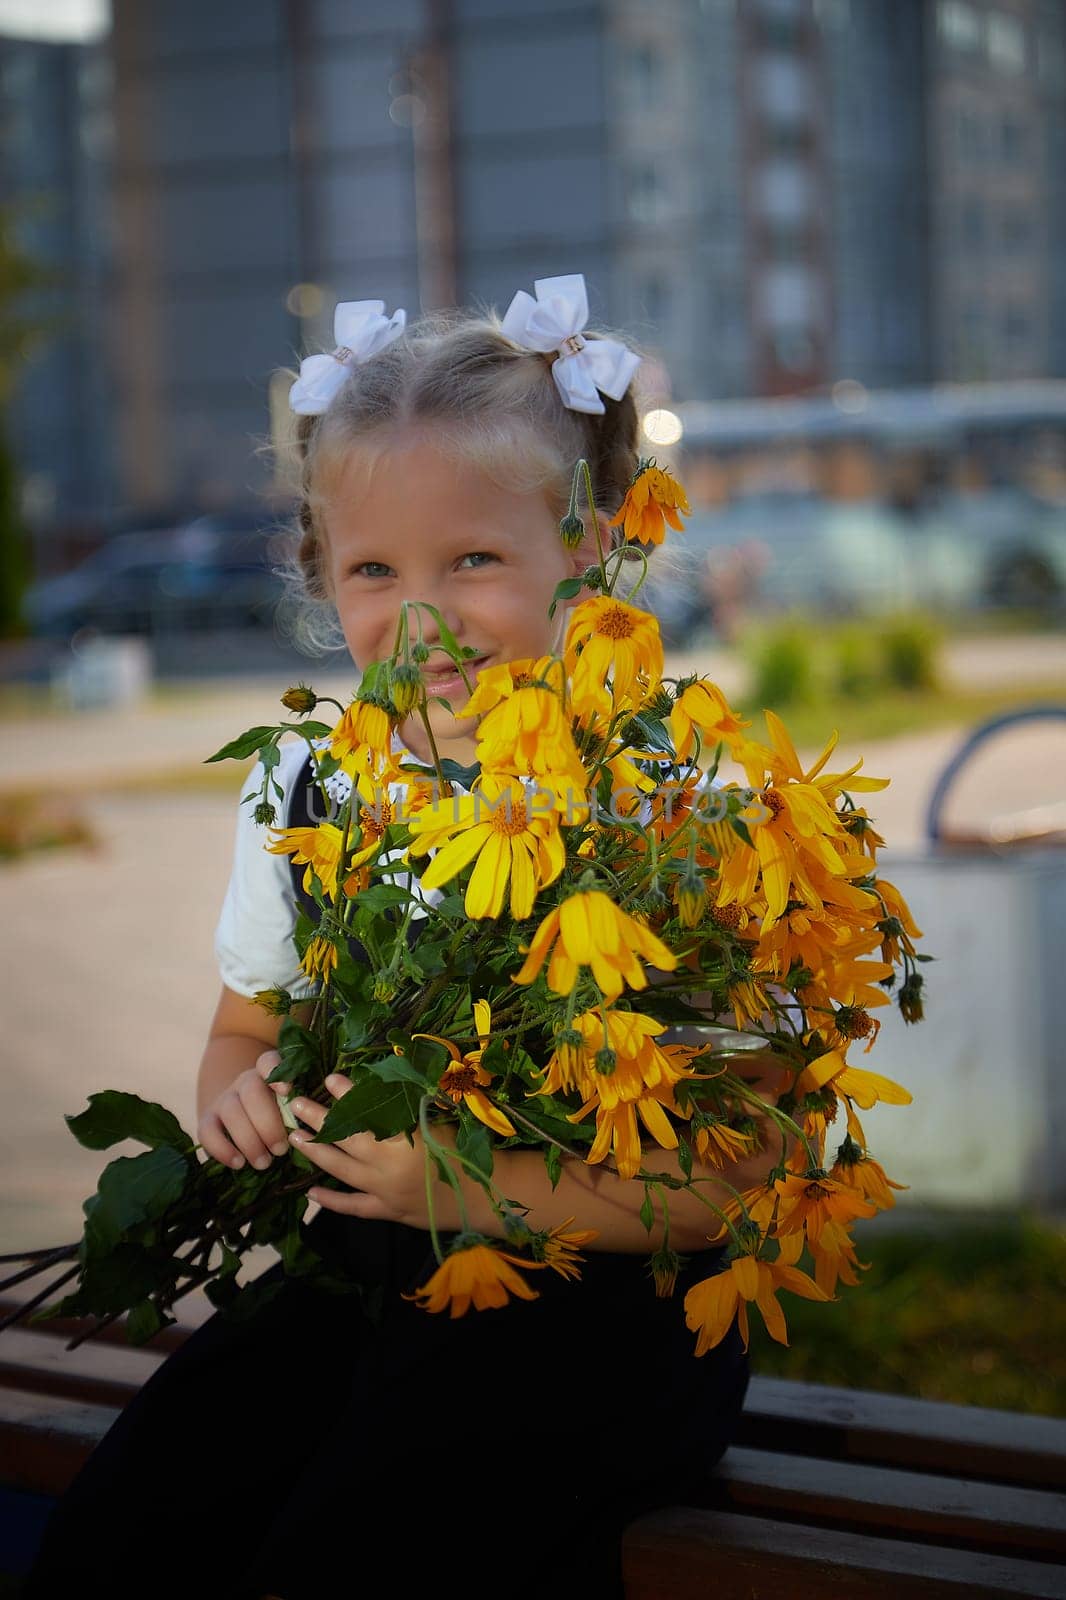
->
xmin=0 ymin=202 xmax=59 ymax=639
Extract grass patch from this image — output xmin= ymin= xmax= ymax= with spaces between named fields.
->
xmin=745 ymin=1210 xmax=1066 ymax=1417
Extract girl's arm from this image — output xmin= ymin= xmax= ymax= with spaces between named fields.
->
xmin=286 ymin=1060 xmax=789 ymax=1255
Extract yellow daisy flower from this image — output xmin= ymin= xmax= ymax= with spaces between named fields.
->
xmin=512 ymin=889 xmax=677 ymax=1000
xmin=406 ymin=999 xmax=516 ymax=1137
xmin=564 ymin=595 xmax=664 ymax=720
xmin=266 ymin=822 xmax=344 ymax=901
xmin=773 ymin=1169 xmax=879 ymax=1248
xmin=405 ymin=1240 xmax=544 ymax=1317
xmin=534 ymin=1217 xmax=600 ymax=1280
xmin=669 ymin=679 xmax=750 ymax=765
xmin=830 ymin=1149 xmax=908 ymax=1210
xmin=300 ymin=934 xmax=338 ymax=983
xmin=330 ymin=695 xmax=395 ymax=761
xmin=607 ymin=462 xmax=691 ymax=547
xmin=406 ymin=772 xmax=566 ymax=920
xmin=684 ymin=1253 xmax=830 ymax=1355
xmin=534 ymin=1008 xmax=692 ymax=1180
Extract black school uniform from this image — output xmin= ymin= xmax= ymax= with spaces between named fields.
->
xmin=23 ymin=754 xmax=750 ymax=1600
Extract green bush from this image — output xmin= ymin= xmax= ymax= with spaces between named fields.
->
xmin=878 ymin=612 xmax=942 ymax=692
xmin=832 ymin=623 xmax=881 ymax=699
xmin=746 ymin=1210 xmax=1066 ymax=1416
xmin=746 ymin=616 xmax=819 ymax=709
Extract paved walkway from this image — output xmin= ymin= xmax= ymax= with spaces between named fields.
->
xmin=2 ymin=634 xmax=1064 ymax=1260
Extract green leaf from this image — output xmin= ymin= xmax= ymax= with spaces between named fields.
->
xmin=544 ymin=1143 xmax=562 ymax=1191
xmin=318 ymin=1076 xmax=422 ymax=1141
xmin=275 ymin=1015 xmax=321 ymax=1083
xmin=204 ymin=726 xmax=281 ymax=764
xmin=340 ymin=1005 xmax=375 ymax=1052
xmin=639 ymin=1190 xmax=655 ymax=1232
xmin=353 ymin=884 xmax=417 ymax=914
xmin=627 ymin=712 xmax=674 ymax=753
xmin=548 ymin=576 xmax=584 ymax=619
xmin=414 ymin=603 xmax=467 ymax=665
xmin=455 ymin=1114 xmax=493 ymax=1183
xmin=125 ymin=1298 xmax=173 ymax=1347
xmin=364 ymin=1051 xmax=424 ymax=1086
xmin=50 ymin=1244 xmax=176 ymax=1319
xmin=287 ymin=720 xmax=333 ymax=740
xmin=729 ymin=815 xmax=754 ymax=850
xmin=86 ymin=1146 xmax=191 ymax=1251
xmin=218 ymin=1274 xmax=287 ymax=1325
xmin=65 ymin=1092 xmax=194 ymax=1154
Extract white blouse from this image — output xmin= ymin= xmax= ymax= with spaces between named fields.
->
xmin=214 ymin=737 xmax=319 ymax=1000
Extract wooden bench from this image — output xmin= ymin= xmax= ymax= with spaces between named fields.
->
xmin=2 ymin=1298 xmax=1065 ymax=1597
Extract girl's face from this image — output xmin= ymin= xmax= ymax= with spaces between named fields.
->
xmin=321 ymin=433 xmax=599 ymax=762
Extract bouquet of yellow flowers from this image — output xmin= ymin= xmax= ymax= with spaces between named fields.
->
xmin=0 ymin=459 xmax=926 ymax=1357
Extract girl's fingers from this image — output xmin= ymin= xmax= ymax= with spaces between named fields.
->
xmin=308 ymin=1186 xmax=387 ymax=1219
xmin=290 ymin=1098 xmax=325 ymax=1130
xmin=242 ymin=1079 xmax=291 ymax=1157
xmin=197 ymin=1114 xmax=242 ymax=1170
xmin=219 ymin=1097 xmax=274 ymax=1170
xmin=325 ymin=1074 xmax=352 ymax=1098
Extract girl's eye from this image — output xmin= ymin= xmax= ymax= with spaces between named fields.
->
xmin=353 ymin=561 xmax=393 ymax=579
xmin=458 ymin=552 xmax=498 ymax=569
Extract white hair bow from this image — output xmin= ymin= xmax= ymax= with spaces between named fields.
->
xmin=500 ymin=273 xmax=640 ymax=415
xmin=288 ymin=300 xmax=406 ymax=416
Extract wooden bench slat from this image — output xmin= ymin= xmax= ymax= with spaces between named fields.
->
xmin=739 ymin=1375 xmax=1066 ymax=1489
xmin=0 ymin=1389 xmax=121 ymax=1498
xmin=622 ymin=1507 xmax=1066 ymax=1600
xmin=711 ymin=1445 xmax=1066 ymax=1558
xmin=0 ymin=1328 xmax=166 ymax=1411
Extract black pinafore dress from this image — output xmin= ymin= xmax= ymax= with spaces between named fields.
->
xmin=23 ymin=754 xmax=749 ymax=1600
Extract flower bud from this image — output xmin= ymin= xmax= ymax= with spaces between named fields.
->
xmin=898 ymin=973 xmax=924 ymax=1023
xmin=553 ymin=1027 xmax=585 ymax=1079
xmin=253 ymin=801 xmax=277 ymax=826
xmin=389 ymin=662 xmax=423 ymax=718
xmin=373 ymin=973 xmax=398 ymax=1004
xmin=412 ymin=641 xmax=431 ymax=664
xmin=676 ymin=872 xmax=707 ymax=930
xmin=594 ymin=1047 xmax=617 ymax=1076
xmin=253 ymin=986 xmax=292 ymax=1016
xmin=281 ymin=683 xmax=318 ymax=716
xmin=559 ymin=512 xmax=585 ymax=550
xmin=581 ymin=565 xmax=604 ymax=591
xmin=649 ymin=1246 xmax=681 ymax=1298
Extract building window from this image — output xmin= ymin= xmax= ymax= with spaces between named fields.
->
xmin=1038 ymin=33 xmax=1066 ymax=90
xmin=987 ymin=14 xmax=1027 ymax=75
xmin=1003 ymin=305 xmax=1031 ymax=348
xmin=1001 ymin=208 xmax=1034 ymax=254
xmin=624 ymin=43 xmax=663 ymax=112
xmin=960 ymin=198 xmax=985 ymax=251
xmin=938 ymin=0 xmax=983 ymax=52
xmin=1001 ymin=114 xmax=1027 ymax=165
xmin=626 ymin=163 xmax=668 ymax=223
xmin=955 ymin=106 xmax=988 ymax=162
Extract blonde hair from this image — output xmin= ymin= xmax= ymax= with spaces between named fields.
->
xmin=275 ymin=304 xmax=653 ymax=655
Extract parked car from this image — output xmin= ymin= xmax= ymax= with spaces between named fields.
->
xmin=641 ymin=486 xmax=1066 ymax=644
xmin=23 ymin=515 xmax=290 ymax=639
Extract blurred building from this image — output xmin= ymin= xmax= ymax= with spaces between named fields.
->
xmin=0 ymin=33 xmax=114 ymax=549
xmin=4 ymin=0 xmax=1066 ymax=540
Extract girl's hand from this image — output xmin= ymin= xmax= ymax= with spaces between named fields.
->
xmin=288 ymin=1075 xmax=442 ymax=1226
xmin=197 ymin=1052 xmax=293 ymax=1172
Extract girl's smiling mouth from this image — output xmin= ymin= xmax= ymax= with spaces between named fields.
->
xmin=421 ymin=653 xmax=490 ymax=692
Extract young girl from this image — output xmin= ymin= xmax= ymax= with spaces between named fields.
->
xmin=25 ymin=275 xmax=778 ymax=1600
